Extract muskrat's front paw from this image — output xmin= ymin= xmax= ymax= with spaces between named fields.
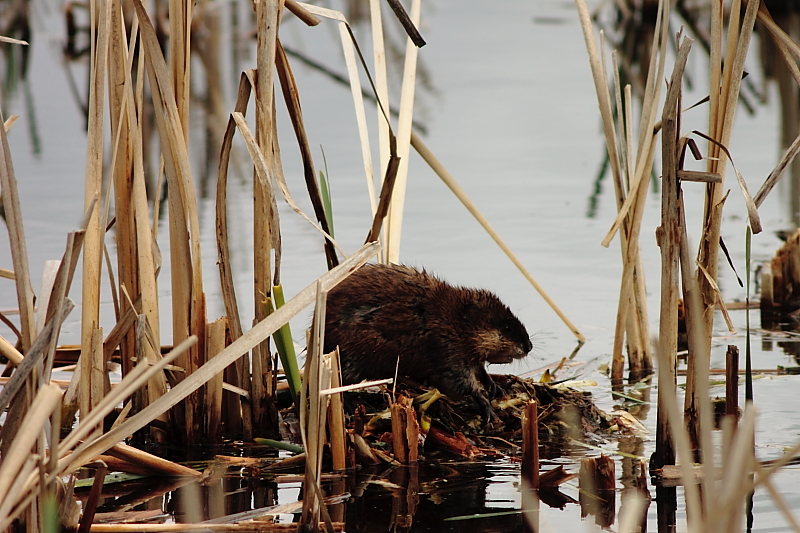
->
xmin=474 ymin=394 xmax=499 ymax=424
xmin=485 ymin=380 xmax=505 ymax=399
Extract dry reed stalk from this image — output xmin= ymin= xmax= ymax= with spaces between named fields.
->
xmin=81 ymin=0 xmax=112 ymax=428
xmin=38 ymin=226 xmax=86 ymax=386
xmin=300 ymin=283 xmax=334 ymax=532
xmin=295 ymin=2 xmax=402 ymax=254
xmin=326 ymin=348 xmax=347 ymax=471
xmin=89 ymin=326 xmax=105 ymax=412
xmin=683 ymin=266 xmax=717 ymax=519
xmin=168 ymin=0 xmax=191 ymax=140
xmin=389 ymin=395 xmax=418 ymax=464
xmin=409 ymin=131 xmax=584 ymax=342
xmin=678 ymin=194 xmax=708 ymax=458
xmin=683 ymin=0 xmax=760 ymax=460
xmin=695 ymin=0 xmax=760 ymax=379
xmin=284 ymin=0 xmax=320 ymax=26
xmin=135 ymin=315 xmax=169 ymax=442
xmin=133 ymin=0 xmax=208 ymax=441
xmin=365 ymin=153 xmax=400 ymax=244
xmin=77 ymin=460 xmax=107 ymax=532
xmin=126 ymin=26 xmax=162 ymax=404
xmin=370 ymin=0 xmax=391 ymax=262
xmin=34 ymin=261 xmax=60 ymax=335
xmin=55 ymin=243 xmax=378 ymax=480
xmin=206 ymin=317 xmax=227 ymax=442
xmin=89 ymin=524 xmax=343 ymax=532
xmin=216 ymin=72 xmax=252 ymax=342
xmin=216 ymin=71 xmax=254 ymax=438
xmin=0 ymin=307 xmax=74 ymax=417
xmin=0 ymin=383 xmax=61 ymax=521
xmin=0 ymin=335 xmax=23 ymax=365
xmin=384 ymin=0 xmax=421 ymax=264
xmin=0 ymin=99 xmax=37 ymax=475
xmin=521 ymin=401 xmax=539 ymax=490
xmin=274 ymin=40 xmax=338 ymax=270
xmin=107 ymin=1 xmax=138 ymax=383
xmin=339 ymin=21 xmax=377 ymax=216
xmin=106 ymin=443 xmax=200 ymax=478
xmin=652 ymin=35 xmax=693 ymax=470
xmin=577 ymin=0 xmax=666 ymax=378
xmin=252 ymin=0 xmax=283 ymax=438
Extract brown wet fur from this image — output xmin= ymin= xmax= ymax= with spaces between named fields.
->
xmin=324 ymin=264 xmax=533 ymax=421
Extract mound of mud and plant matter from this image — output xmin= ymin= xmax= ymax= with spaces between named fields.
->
xmin=340 ymin=374 xmax=612 ymax=457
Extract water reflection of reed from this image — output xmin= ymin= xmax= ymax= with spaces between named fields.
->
xmin=586 ymin=0 xmax=769 ymax=219
xmin=0 ymin=0 xmax=30 ymax=85
xmin=760 ymin=0 xmax=800 ymax=227
xmin=0 ymin=0 xmax=38 ymax=157
xmin=592 ymin=0 xmax=800 ymax=234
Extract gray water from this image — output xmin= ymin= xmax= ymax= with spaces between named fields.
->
xmin=2 ymin=0 xmax=800 ymax=530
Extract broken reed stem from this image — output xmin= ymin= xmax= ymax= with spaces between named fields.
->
xmin=653 ymin=36 xmax=693 ymax=470
xmin=81 ymin=0 xmax=111 ymax=427
xmin=390 ymin=395 xmax=419 ymax=464
xmin=327 ymin=348 xmax=347 ymax=471
xmin=300 ymin=283 xmax=330 ymax=531
xmin=579 ymin=455 xmax=616 ymax=528
xmin=216 ymin=71 xmax=254 ymax=439
xmin=682 ymin=0 xmax=758 ymax=470
xmin=577 ymin=0 xmax=661 ymax=375
xmin=679 ymin=194 xmax=708 ymax=458
xmin=206 ymin=317 xmax=227 ymax=442
xmin=697 ymin=0 xmax=760 ymax=381
xmin=409 ymin=132 xmax=584 ymax=342
xmin=521 ymin=401 xmax=539 ymax=490
xmin=726 ymin=345 xmax=740 ymax=422
xmin=252 ymin=0 xmax=282 ymax=440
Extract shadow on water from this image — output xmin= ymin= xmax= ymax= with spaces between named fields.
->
xmin=78 ymin=445 xmax=604 ymax=532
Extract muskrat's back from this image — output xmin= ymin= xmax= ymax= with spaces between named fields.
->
xmin=324 ymin=263 xmax=532 ymax=420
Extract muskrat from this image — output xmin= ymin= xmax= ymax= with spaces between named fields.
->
xmin=324 ymin=263 xmax=533 ymax=421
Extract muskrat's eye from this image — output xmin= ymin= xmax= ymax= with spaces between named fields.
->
xmin=501 ymin=323 xmax=513 ymax=334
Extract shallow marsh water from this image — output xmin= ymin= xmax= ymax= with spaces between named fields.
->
xmin=2 ymin=0 xmax=800 ymax=530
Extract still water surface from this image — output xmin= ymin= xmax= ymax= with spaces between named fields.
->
xmin=2 ymin=0 xmax=800 ymax=530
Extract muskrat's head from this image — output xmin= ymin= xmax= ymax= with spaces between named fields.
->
xmin=467 ymin=290 xmax=533 ymax=364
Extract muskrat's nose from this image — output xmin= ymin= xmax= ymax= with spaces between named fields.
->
xmin=523 ymin=338 xmax=533 ymax=354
